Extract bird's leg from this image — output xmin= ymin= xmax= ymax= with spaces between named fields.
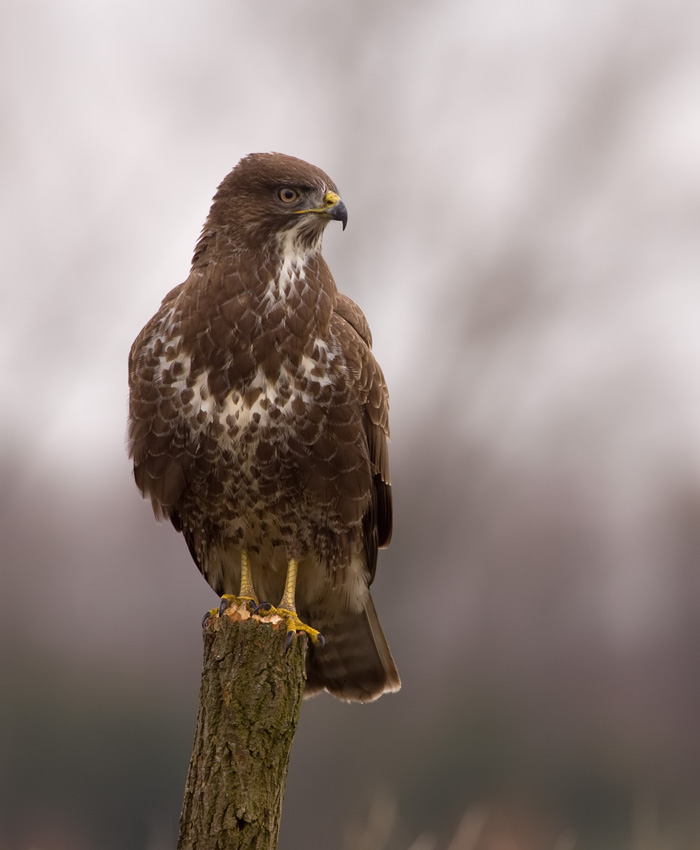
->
xmin=278 ymin=558 xmax=325 ymax=647
xmin=256 ymin=558 xmax=324 ymax=647
xmin=215 ymin=549 xmax=259 ymax=617
xmin=278 ymin=556 xmax=300 ymax=611
xmin=237 ymin=548 xmax=258 ymax=606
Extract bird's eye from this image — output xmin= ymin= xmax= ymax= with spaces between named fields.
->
xmin=278 ymin=187 xmax=299 ymax=203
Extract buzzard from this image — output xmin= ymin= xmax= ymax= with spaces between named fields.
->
xmin=128 ymin=153 xmax=400 ymax=702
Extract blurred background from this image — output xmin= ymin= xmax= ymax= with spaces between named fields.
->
xmin=2 ymin=0 xmax=700 ymax=847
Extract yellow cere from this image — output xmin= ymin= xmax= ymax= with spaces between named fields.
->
xmin=293 ymin=190 xmax=341 ymax=215
xmin=323 ymin=191 xmax=340 ymax=207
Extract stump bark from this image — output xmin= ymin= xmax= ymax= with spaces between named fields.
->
xmin=178 ymin=608 xmax=307 ymax=850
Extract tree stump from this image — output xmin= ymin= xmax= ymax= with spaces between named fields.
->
xmin=178 ymin=606 xmax=307 ymax=850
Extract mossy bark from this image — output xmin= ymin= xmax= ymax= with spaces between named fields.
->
xmin=178 ymin=610 xmax=307 ymax=850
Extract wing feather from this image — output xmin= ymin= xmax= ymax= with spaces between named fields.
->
xmin=331 ymin=294 xmax=392 ymax=583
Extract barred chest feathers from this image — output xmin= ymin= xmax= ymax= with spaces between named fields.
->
xmin=153 ymin=241 xmax=342 ymax=459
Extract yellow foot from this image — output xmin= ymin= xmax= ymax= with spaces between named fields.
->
xmin=254 ymin=603 xmax=325 ymax=648
xmin=218 ymin=593 xmax=258 ymax=616
xmin=202 ymin=594 xmax=259 ymax=627
xmin=279 ymin=608 xmax=325 ymax=648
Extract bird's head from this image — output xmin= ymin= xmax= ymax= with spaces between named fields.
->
xmin=196 ymin=152 xmax=347 ymax=263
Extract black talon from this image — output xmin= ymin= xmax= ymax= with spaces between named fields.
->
xmin=218 ymin=597 xmax=231 ymax=617
xmin=285 ymin=631 xmax=295 ymax=650
xmin=202 ymin=611 xmax=212 ymax=628
xmin=253 ymin=602 xmax=273 ymax=615
xmin=316 ymin=633 xmax=325 ymax=649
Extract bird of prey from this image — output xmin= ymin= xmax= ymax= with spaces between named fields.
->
xmin=128 ymin=153 xmax=400 ymax=702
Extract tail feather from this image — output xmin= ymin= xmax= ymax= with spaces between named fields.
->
xmin=303 ymin=595 xmax=401 ymax=702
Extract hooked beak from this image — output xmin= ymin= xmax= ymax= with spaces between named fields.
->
xmin=294 ymin=190 xmax=348 ymax=230
xmin=322 ymin=191 xmax=348 ymax=230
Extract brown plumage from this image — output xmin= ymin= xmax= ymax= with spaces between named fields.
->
xmin=128 ymin=152 xmax=400 ymax=702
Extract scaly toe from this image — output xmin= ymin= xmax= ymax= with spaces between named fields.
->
xmin=218 ymin=593 xmax=259 ymax=617
xmin=276 ymin=608 xmax=324 ymax=647
xmin=218 ymin=595 xmax=235 ymax=616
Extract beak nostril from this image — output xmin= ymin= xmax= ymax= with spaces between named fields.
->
xmin=323 ymin=191 xmax=340 ymax=209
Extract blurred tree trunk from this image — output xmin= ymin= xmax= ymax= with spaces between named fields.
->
xmin=178 ymin=611 xmax=307 ymax=850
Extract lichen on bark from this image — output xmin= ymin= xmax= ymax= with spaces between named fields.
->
xmin=178 ymin=609 xmax=307 ymax=850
